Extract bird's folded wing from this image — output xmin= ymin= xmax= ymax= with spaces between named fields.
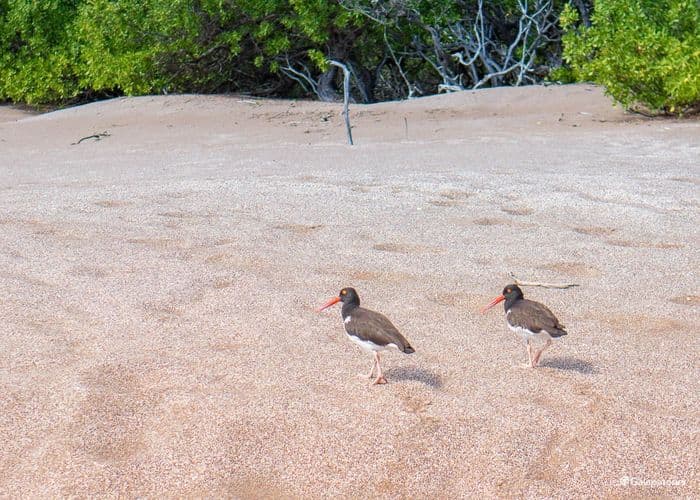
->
xmin=509 ymin=300 xmax=566 ymax=334
xmin=346 ymin=308 xmax=411 ymax=350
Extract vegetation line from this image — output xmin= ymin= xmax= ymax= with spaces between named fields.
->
xmin=0 ymin=0 xmax=697 ymax=115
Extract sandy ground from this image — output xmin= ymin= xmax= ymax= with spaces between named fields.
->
xmin=0 ymin=84 xmax=698 ymax=498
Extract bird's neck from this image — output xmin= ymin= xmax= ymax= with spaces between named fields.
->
xmin=504 ymin=296 xmax=520 ymax=312
xmin=341 ymin=301 xmax=359 ymax=319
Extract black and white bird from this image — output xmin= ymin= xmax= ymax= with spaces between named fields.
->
xmin=481 ymin=284 xmax=567 ymax=368
xmin=319 ymin=287 xmax=415 ymax=384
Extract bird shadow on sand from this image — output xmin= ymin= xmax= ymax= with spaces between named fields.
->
xmin=386 ymin=366 xmax=443 ymax=388
xmin=540 ymin=356 xmax=598 ymax=375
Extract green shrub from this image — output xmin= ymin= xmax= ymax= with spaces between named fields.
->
xmin=0 ymin=0 xmax=369 ymax=104
xmin=562 ymin=0 xmax=700 ymax=114
xmin=72 ymin=0 xmax=220 ymax=95
xmin=0 ymin=0 xmax=81 ymax=104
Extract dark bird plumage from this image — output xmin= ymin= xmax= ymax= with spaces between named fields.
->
xmin=502 ymin=286 xmax=568 ymax=338
xmin=339 ymin=288 xmax=415 ymax=354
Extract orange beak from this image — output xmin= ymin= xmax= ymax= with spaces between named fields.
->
xmin=318 ymin=296 xmax=340 ymax=312
xmin=481 ymin=294 xmax=505 ymax=314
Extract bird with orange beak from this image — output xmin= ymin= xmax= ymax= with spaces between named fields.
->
xmin=482 ymin=284 xmax=567 ymax=368
xmin=319 ymin=287 xmax=415 ymax=384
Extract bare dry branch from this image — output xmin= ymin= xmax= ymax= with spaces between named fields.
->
xmin=339 ymin=0 xmax=561 ymax=99
xmin=279 ymin=57 xmax=319 ymax=96
xmin=329 ymin=60 xmax=354 ymax=146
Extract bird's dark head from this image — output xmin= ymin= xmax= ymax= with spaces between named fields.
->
xmin=481 ymin=284 xmax=523 ymax=313
xmin=502 ymin=284 xmax=523 ymax=301
xmin=318 ymin=287 xmax=360 ymax=311
xmin=338 ymin=287 xmax=360 ymax=305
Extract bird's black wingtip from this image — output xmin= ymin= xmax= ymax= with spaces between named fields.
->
xmin=404 ymin=346 xmax=416 ymax=354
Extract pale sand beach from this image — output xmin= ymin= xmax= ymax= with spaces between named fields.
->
xmin=0 ymin=84 xmax=698 ymax=497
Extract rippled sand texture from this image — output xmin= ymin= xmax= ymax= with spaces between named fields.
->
xmin=1 ymin=85 xmax=698 ymax=497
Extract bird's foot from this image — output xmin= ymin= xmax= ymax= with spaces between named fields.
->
xmin=532 ymin=349 xmax=548 ymax=366
xmin=372 ymin=375 xmax=387 ymax=385
xmin=521 ymin=362 xmax=536 ymax=369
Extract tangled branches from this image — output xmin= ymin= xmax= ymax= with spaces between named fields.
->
xmin=342 ymin=0 xmax=561 ymax=98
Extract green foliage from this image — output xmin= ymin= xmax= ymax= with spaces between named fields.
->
xmin=547 ymin=66 xmax=577 ymax=84
xmin=3 ymin=0 xmax=694 ymax=111
xmin=558 ymin=3 xmax=580 ymax=29
xmin=0 ymin=0 xmax=81 ymax=104
xmin=0 ymin=0 xmax=369 ymax=104
xmin=74 ymin=0 xmax=172 ymax=95
xmin=563 ymin=0 xmax=700 ymax=114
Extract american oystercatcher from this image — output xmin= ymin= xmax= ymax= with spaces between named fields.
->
xmin=319 ymin=287 xmax=415 ymax=384
xmin=481 ymin=284 xmax=567 ymax=368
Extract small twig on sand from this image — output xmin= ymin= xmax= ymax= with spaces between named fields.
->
xmin=72 ymin=131 xmax=110 ymax=145
xmin=509 ymin=272 xmax=579 ymax=289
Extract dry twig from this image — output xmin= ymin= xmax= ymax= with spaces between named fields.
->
xmin=509 ymin=272 xmax=579 ymax=289
xmin=72 ymin=131 xmax=110 ymax=145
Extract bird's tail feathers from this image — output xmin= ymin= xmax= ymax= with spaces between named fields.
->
xmin=549 ymin=328 xmax=567 ymax=338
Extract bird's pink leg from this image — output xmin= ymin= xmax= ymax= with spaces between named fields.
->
xmin=372 ymin=352 xmax=387 ymax=385
xmin=358 ymin=356 xmax=377 ymax=379
xmin=533 ymin=339 xmax=552 ymax=366
xmin=522 ymin=339 xmax=535 ymax=368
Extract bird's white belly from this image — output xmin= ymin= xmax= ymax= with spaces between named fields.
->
xmin=347 ymin=333 xmax=396 ymax=353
